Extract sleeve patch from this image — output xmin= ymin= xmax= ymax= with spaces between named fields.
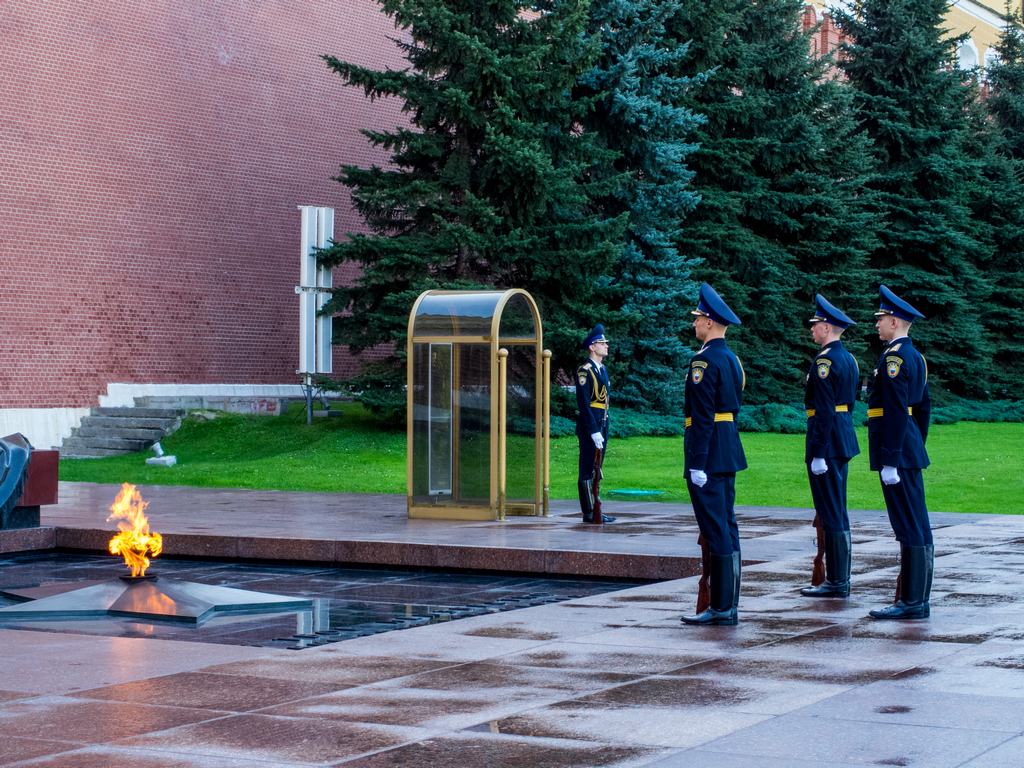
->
xmin=578 ymin=373 xmax=588 ymax=386
xmin=817 ymin=360 xmax=831 ymax=379
xmin=885 ymin=356 xmax=903 ymax=378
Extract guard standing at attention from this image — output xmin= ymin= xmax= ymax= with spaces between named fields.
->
xmin=681 ymin=284 xmax=747 ymax=626
xmin=867 ymin=285 xmax=933 ymax=620
xmin=801 ymin=295 xmax=860 ymax=598
xmin=576 ymin=325 xmax=615 ymax=524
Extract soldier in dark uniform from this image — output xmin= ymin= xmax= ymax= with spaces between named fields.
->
xmin=801 ymin=295 xmax=861 ymax=598
xmin=681 ymin=284 xmax=747 ymax=626
xmin=576 ymin=325 xmax=615 ymax=524
xmin=867 ymin=285 xmax=933 ymax=620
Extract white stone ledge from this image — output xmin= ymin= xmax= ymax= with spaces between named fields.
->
xmin=0 ymin=408 xmax=92 ymax=450
xmin=99 ymin=383 xmax=317 ymax=408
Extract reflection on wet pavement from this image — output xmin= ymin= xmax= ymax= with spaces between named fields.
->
xmin=0 ymin=553 xmax=634 ymax=650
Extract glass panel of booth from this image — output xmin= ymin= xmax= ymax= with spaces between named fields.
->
xmin=413 ymin=292 xmax=505 ymax=338
xmin=497 ymin=292 xmax=537 ymax=340
xmin=408 ymin=289 xmax=545 ymax=520
xmin=502 ymin=345 xmax=538 ymax=505
xmin=409 ymin=341 xmax=491 ymax=508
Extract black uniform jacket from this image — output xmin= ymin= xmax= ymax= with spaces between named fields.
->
xmin=684 ymin=338 xmax=747 ymax=474
xmin=575 ymin=359 xmax=609 ymax=438
xmin=867 ymin=336 xmax=931 ymax=470
xmin=804 ymin=340 xmax=860 ymax=462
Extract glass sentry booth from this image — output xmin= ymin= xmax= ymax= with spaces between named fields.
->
xmin=407 ymin=290 xmax=552 ymax=521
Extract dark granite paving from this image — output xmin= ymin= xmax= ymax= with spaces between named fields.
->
xmin=0 ymin=483 xmax=1022 ymax=767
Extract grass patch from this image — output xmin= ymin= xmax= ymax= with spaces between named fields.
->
xmin=60 ymin=403 xmax=407 ymax=494
xmin=60 ymin=404 xmax=1023 ymax=514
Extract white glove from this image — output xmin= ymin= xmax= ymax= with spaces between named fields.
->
xmin=881 ymin=465 xmax=900 ymax=485
xmin=591 ymin=432 xmax=604 ymax=450
xmin=689 ymin=469 xmax=708 ymax=487
xmin=811 ymin=458 xmax=828 ymax=475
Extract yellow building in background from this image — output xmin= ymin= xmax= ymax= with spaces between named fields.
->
xmin=804 ymin=0 xmax=1016 ymax=70
xmin=945 ymin=0 xmax=1013 ymax=69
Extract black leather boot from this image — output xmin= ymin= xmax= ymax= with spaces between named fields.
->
xmin=682 ymin=554 xmax=738 ymax=625
xmin=869 ymin=545 xmax=933 ymax=619
xmin=578 ymin=480 xmax=615 ymax=524
xmin=802 ymin=530 xmax=852 ymax=597
xmin=578 ymin=480 xmax=594 ymax=522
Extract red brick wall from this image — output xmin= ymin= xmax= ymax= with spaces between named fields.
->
xmin=0 ymin=0 xmax=406 ymax=408
xmin=802 ymin=5 xmax=847 ymax=65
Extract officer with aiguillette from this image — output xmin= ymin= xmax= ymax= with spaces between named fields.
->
xmin=801 ymin=295 xmax=860 ymax=598
xmin=867 ymin=285 xmax=933 ymax=620
xmin=576 ymin=325 xmax=615 ymax=524
xmin=681 ymin=284 xmax=746 ymax=626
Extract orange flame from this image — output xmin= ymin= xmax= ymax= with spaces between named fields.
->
xmin=107 ymin=483 xmax=163 ymax=577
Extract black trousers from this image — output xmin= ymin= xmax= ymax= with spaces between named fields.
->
xmin=577 ymin=423 xmax=608 ymax=482
xmin=807 ymin=458 xmax=851 ymax=532
xmin=687 ymin=472 xmax=740 ymax=556
xmin=881 ymin=468 xmax=932 ymax=546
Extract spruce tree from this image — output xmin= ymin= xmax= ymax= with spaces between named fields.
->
xmin=318 ymin=0 xmax=625 ymax=412
xmin=833 ymin=0 xmax=992 ymax=400
xmin=674 ymin=0 xmax=876 ymax=404
xmin=974 ymin=7 xmax=1024 ymax=397
xmin=576 ymin=0 xmax=707 ymax=412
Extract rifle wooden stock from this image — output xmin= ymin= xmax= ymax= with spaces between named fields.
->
xmin=811 ymin=515 xmax=826 ymax=586
xmin=696 ymin=534 xmax=711 ymax=613
xmin=592 ymin=448 xmax=604 ymax=518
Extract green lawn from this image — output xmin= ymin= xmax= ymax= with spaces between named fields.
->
xmin=59 ymin=403 xmax=1023 ymax=514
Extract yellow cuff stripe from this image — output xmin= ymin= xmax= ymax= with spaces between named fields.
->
xmin=590 ymin=402 xmax=607 ymax=409
xmin=805 ymin=405 xmax=850 ymax=418
xmin=867 ymin=407 xmax=913 ymax=418
xmin=685 ymin=413 xmax=735 ymax=428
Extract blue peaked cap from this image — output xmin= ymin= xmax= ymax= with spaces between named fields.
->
xmin=810 ymin=294 xmax=857 ymax=329
xmin=581 ymin=324 xmax=610 ymax=350
xmin=691 ymin=283 xmax=742 ymax=326
xmin=875 ymin=285 xmax=925 ymax=322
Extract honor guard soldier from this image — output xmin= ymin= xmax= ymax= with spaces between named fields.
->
xmin=576 ymin=325 xmax=615 ymax=524
xmin=868 ymin=285 xmax=933 ymax=620
xmin=681 ymin=284 xmax=747 ymax=626
xmin=801 ymin=295 xmax=861 ymax=598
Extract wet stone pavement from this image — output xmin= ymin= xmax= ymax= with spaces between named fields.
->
xmin=0 ymin=486 xmax=1022 ymax=766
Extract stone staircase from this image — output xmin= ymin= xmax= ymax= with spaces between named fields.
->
xmin=60 ymin=407 xmax=185 ymax=459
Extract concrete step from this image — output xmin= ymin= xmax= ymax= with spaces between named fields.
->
xmin=61 ymin=407 xmax=185 ymax=459
xmin=73 ymin=425 xmax=167 ymax=441
xmin=62 ymin=436 xmax=151 ymax=452
xmin=92 ymin=407 xmax=185 ymax=419
xmin=59 ymin=446 xmax=138 ymax=458
xmin=84 ymin=416 xmax=181 ymax=430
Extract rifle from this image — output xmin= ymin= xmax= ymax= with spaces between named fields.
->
xmin=811 ymin=514 xmax=825 ymax=586
xmin=591 ymin=447 xmax=604 ymax=519
xmin=696 ymin=534 xmax=711 ymax=613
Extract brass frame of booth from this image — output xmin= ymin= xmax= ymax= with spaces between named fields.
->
xmin=406 ymin=289 xmax=552 ymax=521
